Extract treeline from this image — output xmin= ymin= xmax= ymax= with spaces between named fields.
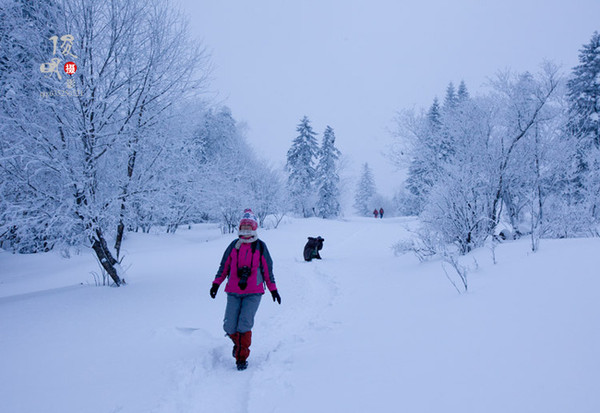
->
xmin=0 ymin=0 xmax=347 ymax=287
xmin=392 ymin=32 xmax=600 ymax=254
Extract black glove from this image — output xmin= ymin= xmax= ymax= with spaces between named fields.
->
xmin=210 ymin=283 xmax=219 ymax=299
xmin=270 ymin=289 xmax=281 ymax=304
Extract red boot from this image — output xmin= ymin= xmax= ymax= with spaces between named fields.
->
xmin=228 ymin=332 xmax=240 ymax=359
xmin=236 ymin=331 xmax=252 ymax=370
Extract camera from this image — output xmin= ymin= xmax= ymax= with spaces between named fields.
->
xmin=237 ymin=266 xmax=251 ymax=290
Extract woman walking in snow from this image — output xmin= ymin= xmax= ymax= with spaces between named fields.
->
xmin=209 ymin=209 xmax=281 ymax=370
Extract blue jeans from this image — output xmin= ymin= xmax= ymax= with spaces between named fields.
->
xmin=223 ymin=293 xmax=262 ymax=334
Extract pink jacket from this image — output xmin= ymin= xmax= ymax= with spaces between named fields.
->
xmin=213 ymin=239 xmax=277 ymax=295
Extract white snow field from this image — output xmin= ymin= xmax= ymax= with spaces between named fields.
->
xmin=1 ymin=216 xmax=599 ymax=413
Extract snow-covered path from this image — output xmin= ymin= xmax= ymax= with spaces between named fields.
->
xmin=1 ymin=217 xmax=599 ymax=413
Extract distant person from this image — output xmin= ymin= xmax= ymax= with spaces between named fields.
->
xmin=209 ymin=208 xmax=281 ymax=371
xmin=303 ymin=236 xmax=324 ymax=261
xmin=373 ymin=208 xmax=379 ymax=218
xmin=379 ymin=207 xmax=384 ymax=219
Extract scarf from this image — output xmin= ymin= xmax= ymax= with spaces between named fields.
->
xmin=237 ymin=229 xmax=258 ymax=247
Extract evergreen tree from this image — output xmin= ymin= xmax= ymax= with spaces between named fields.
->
xmin=316 ymin=126 xmax=341 ymax=218
xmin=427 ymin=97 xmax=442 ymax=130
xmin=440 ymin=82 xmax=459 ymax=161
xmin=567 ymin=31 xmax=600 ymax=217
xmin=457 ymin=80 xmax=470 ymax=103
xmin=286 ymin=116 xmax=319 ymax=217
xmin=567 ymin=31 xmax=600 ymax=149
xmin=405 ymin=98 xmax=443 ymax=212
xmin=354 ymin=163 xmax=377 ymax=216
xmin=443 ymin=82 xmax=458 ymax=111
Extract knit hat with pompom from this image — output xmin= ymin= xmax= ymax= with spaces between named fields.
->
xmin=239 ymin=208 xmax=258 ymax=230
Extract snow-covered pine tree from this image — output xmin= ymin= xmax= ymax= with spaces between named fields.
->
xmin=443 ymin=82 xmax=458 ymax=111
xmin=286 ymin=116 xmax=319 ymax=217
xmin=354 ymin=163 xmax=377 ymax=216
xmin=457 ymin=80 xmax=470 ymax=103
xmin=315 ymin=126 xmax=342 ymax=218
xmin=396 ymin=85 xmax=469 ymax=217
xmin=444 ymin=81 xmax=474 ymax=157
xmin=404 ymin=97 xmax=443 ymax=213
xmin=566 ymin=31 xmax=600 ymax=218
xmin=440 ymin=81 xmax=466 ymax=161
xmin=428 ymin=96 xmax=443 ymax=129
xmin=567 ymin=31 xmax=600 ymax=150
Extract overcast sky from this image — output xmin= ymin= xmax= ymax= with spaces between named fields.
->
xmin=176 ymin=0 xmax=600 ymax=197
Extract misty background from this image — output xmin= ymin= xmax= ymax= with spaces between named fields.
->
xmin=178 ymin=0 xmax=600 ymax=195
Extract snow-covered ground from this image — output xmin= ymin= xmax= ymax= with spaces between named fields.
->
xmin=1 ymin=216 xmax=599 ymax=413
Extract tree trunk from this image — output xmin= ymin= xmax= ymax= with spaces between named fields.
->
xmin=91 ymin=229 xmax=123 ymax=286
xmin=531 ymin=126 xmax=543 ymax=252
xmin=114 ymin=221 xmax=125 ymax=259
xmin=502 ymin=189 xmax=521 ymax=236
xmin=115 ymin=147 xmax=138 ymax=258
xmin=73 ymin=186 xmax=123 ymax=287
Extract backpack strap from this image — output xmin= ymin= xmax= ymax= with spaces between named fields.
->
xmin=253 ymin=240 xmax=264 ymax=274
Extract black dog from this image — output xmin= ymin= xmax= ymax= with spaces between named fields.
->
xmin=303 ymin=236 xmax=324 ymax=262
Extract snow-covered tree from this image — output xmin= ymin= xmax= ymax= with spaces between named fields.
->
xmin=567 ymin=31 xmax=600 ymax=150
xmin=286 ymin=116 xmax=319 ymax=217
xmin=111 ymin=1 xmax=209 ymax=257
xmin=142 ymin=101 xmax=210 ymax=234
xmin=457 ymin=80 xmax=470 ymax=103
xmin=192 ymin=107 xmax=239 ymax=164
xmin=248 ymin=164 xmax=288 ymax=228
xmin=393 ymin=67 xmax=562 ymax=254
xmin=315 ymin=126 xmax=342 ymax=218
xmin=443 ymin=82 xmax=458 ymax=111
xmin=402 ymin=97 xmax=445 ymax=213
xmin=354 ymin=163 xmax=377 ymax=216
xmin=488 ymin=67 xmax=560 ymax=233
xmin=0 ymin=0 xmax=210 ymax=285
xmin=0 ymin=0 xmax=63 ymax=253
xmin=191 ymin=107 xmax=262 ymax=233
xmin=566 ymin=31 xmax=600 ymax=219
xmin=420 ymin=96 xmax=498 ymax=254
